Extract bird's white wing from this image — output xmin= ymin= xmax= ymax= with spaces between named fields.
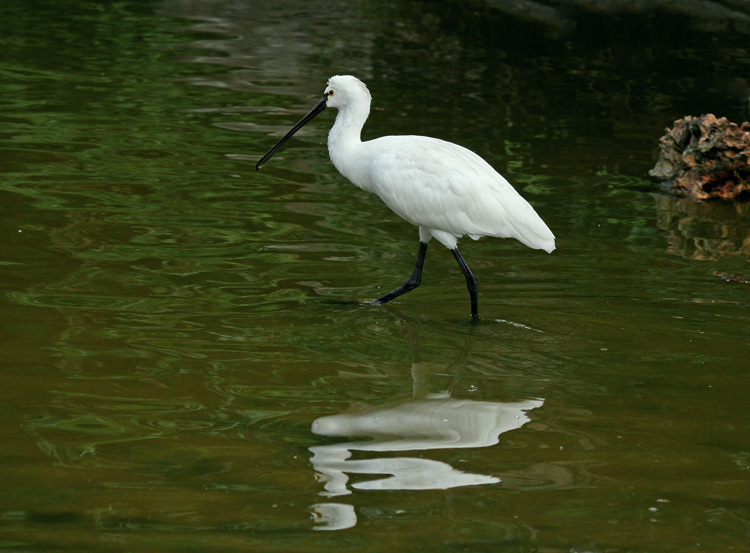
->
xmin=367 ymin=136 xmax=555 ymax=252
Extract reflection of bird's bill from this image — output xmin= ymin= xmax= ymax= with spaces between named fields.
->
xmin=256 ymin=94 xmax=327 ymax=170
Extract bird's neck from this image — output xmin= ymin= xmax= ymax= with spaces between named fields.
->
xmin=328 ymin=106 xmax=366 ymax=150
xmin=327 ymin=106 xmax=369 ymax=188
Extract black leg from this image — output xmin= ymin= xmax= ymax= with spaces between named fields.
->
xmin=371 ymin=241 xmax=428 ymax=305
xmin=451 ymin=248 xmax=479 ymax=319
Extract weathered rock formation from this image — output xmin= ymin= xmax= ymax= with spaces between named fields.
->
xmin=649 ymin=114 xmax=750 ymax=200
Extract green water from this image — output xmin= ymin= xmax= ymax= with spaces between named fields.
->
xmin=1 ymin=0 xmax=749 ymax=551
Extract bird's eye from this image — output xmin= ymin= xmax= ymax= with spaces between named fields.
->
xmin=328 ymin=90 xmax=334 ymax=96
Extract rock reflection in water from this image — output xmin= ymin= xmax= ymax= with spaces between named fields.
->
xmin=654 ymin=193 xmax=750 ymax=260
xmin=309 ymin=359 xmax=543 ymax=530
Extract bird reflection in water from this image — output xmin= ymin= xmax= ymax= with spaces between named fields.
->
xmin=309 ymin=323 xmax=543 ymax=531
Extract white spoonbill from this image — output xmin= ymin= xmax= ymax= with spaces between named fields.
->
xmin=256 ymin=75 xmax=555 ymax=319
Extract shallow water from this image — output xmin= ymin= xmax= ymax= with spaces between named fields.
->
xmin=1 ymin=0 xmax=749 ymax=551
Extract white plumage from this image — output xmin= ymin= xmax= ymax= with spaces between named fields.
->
xmin=257 ymin=75 xmax=555 ymax=318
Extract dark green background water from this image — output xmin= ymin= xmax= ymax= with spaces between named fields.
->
xmin=1 ymin=0 xmax=749 ymax=551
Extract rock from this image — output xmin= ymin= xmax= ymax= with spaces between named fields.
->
xmin=649 ymin=114 xmax=750 ymax=200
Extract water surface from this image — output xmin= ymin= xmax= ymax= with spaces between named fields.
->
xmin=1 ymin=1 xmax=749 ymax=551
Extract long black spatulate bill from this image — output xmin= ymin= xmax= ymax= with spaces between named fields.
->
xmin=255 ymin=95 xmax=328 ymax=170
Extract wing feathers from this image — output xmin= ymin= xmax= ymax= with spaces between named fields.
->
xmin=367 ymin=136 xmax=555 ymax=252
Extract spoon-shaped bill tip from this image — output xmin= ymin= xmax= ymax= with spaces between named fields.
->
xmin=255 ymin=94 xmax=328 ymax=171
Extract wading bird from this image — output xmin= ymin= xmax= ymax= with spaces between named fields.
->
xmin=256 ymin=75 xmax=555 ymax=319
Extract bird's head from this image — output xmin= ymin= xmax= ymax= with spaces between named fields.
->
xmin=324 ymin=75 xmax=372 ymax=111
xmin=256 ymin=75 xmax=371 ymax=171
